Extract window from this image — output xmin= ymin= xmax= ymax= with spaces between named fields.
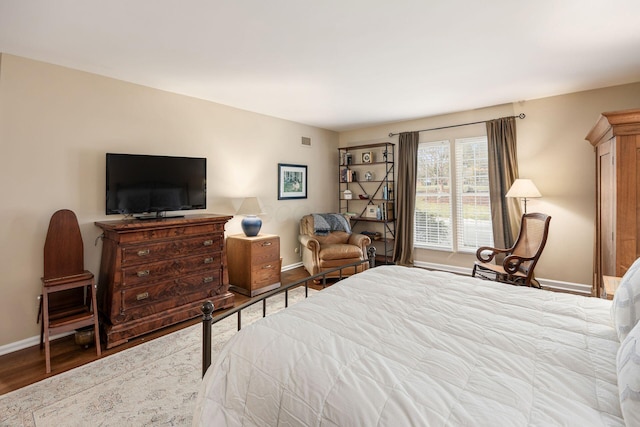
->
xmin=414 ymin=136 xmax=493 ymax=252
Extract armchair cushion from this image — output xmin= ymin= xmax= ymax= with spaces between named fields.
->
xmin=319 ymin=244 xmax=363 ymax=260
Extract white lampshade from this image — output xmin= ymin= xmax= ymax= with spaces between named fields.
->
xmin=236 ymin=197 xmax=265 ymax=215
xmin=505 ymin=179 xmax=542 ymax=198
xmin=505 ymin=179 xmax=541 ymax=214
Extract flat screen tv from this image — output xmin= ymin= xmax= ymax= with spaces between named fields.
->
xmin=106 ymin=153 xmax=206 ymax=217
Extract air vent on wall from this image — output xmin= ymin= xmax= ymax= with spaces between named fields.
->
xmin=301 ymin=137 xmax=311 ymax=146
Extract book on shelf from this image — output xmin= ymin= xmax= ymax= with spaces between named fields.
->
xmin=380 ymin=202 xmax=394 ymax=221
xmin=340 ymin=168 xmax=356 ymax=183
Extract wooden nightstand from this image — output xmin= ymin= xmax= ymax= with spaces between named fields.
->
xmin=602 ymin=275 xmax=621 ymax=300
xmin=226 ymin=234 xmax=281 ymax=297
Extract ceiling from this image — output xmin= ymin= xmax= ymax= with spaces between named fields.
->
xmin=1 ymin=1 xmax=640 ymax=131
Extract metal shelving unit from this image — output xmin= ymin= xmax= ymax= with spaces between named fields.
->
xmin=338 ymin=142 xmax=395 ymax=264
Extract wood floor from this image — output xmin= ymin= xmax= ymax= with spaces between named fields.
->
xmin=0 ymin=266 xmax=319 ymax=396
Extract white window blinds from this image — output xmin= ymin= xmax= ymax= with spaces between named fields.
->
xmin=414 ymin=136 xmax=493 ymax=252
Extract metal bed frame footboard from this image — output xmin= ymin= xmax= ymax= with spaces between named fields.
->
xmin=201 ymin=248 xmax=376 ymax=377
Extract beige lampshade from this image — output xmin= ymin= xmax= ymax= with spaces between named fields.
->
xmin=236 ymin=197 xmax=265 ymax=215
xmin=505 ymin=179 xmax=541 ymax=199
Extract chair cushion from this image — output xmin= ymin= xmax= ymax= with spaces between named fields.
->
xmin=616 ymin=319 xmax=640 ymax=426
xmin=612 ymin=257 xmax=640 ymax=341
xmin=319 ymin=244 xmax=363 ymax=261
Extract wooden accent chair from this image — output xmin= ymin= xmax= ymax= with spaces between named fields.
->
xmin=39 ymin=209 xmax=101 ymax=373
xmin=472 ymin=212 xmax=551 ymax=288
xmin=299 ymin=214 xmax=371 ymax=278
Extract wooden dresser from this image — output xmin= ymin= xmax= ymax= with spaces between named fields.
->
xmin=586 ymin=108 xmax=640 ymax=297
xmin=95 ymin=215 xmax=234 ymax=348
xmin=226 ymin=234 xmax=281 ymax=297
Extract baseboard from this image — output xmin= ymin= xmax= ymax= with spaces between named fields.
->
xmin=282 ymin=261 xmax=303 ymax=272
xmin=413 ymin=260 xmax=592 ymax=295
xmin=0 ymin=331 xmax=74 ymax=357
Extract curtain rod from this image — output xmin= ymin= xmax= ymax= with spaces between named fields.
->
xmin=388 ymin=113 xmax=526 ymax=137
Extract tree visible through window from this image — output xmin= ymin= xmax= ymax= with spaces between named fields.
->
xmin=415 ymin=136 xmax=493 ymax=252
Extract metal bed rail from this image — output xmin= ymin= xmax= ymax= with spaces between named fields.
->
xmin=201 ymin=249 xmax=375 ymax=377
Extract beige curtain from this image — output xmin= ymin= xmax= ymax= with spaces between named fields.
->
xmin=486 ymin=117 xmax=521 ymax=250
xmin=393 ymin=131 xmax=419 ymax=265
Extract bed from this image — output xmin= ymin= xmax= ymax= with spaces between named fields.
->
xmin=193 ymin=264 xmax=640 ymax=426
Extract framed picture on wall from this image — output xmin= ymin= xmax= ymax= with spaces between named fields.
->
xmin=278 ymin=163 xmax=307 ymax=200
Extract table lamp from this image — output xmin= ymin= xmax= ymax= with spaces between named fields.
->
xmin=236 ymin=197 xmax=265 ymax=237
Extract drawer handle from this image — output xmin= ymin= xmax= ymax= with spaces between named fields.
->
xmin=203 ymin=239 xmax=214 ymax=246
xmin=262 ymin=242 xmax=272 ymax=246
xmin=204 ymin=257 xmax=214 ymax=264
xmin=137 ymin=270 xmax=150 ymax=277
xmin=136 ymin=292 xmax=149 ymax=301
xmin=203 ymin=276 xmax=214 ymax=284
xmin=263 ymin=264 xmax=273 ymax=269
xmin=137 ymin=249 xmax=150 ymax=257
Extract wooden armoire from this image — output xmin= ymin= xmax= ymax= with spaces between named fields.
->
xmin=585 ymin=108 xmax=640 ymax=297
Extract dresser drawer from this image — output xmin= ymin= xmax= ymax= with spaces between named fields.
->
xmin=251 ymin=260 xmax=281 ymax=287
xmin=121 ymin=234 xmax=222 ymax=266
xmin=121 ymin=252 xmax=221 ymax=287
xmin=250 ymin=237 xmax=280 ymax=263
xmin=117 ymin=271 xmax=223 ymax=322
xmin=112 ymin=223 xmax=226 ymax=245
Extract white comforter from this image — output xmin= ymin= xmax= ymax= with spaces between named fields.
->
xmin=194 ymin=265 xmax=623 ymax=426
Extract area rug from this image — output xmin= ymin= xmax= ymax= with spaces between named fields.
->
xmin=0 ymin=287 xmax=315 ymax=427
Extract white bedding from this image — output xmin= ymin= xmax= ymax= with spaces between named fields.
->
xmin=193 ymin=265 xmax=623 ymax=426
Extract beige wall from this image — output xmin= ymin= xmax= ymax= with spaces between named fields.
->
xmin=340 ymin=82 xmax=640 ymax=288
xmin=0 ymin=54 xmax=339 ymax=347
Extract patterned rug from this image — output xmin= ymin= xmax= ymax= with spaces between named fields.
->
xmin=1 ymin=287 xmax=315 ymax=426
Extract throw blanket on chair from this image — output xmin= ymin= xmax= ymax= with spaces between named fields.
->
xmin=312 ymin=213 xmax=351 ymax=236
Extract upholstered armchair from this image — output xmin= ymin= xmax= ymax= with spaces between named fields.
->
xmin=299 ymin=214 xmax=371 ymax=278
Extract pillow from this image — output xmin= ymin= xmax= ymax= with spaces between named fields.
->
xmin=612 ymin=257 xmax=640 ymax=342
xmin=617 ymin=320 xmax=640 ymax=426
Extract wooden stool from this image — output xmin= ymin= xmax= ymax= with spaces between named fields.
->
xmin=39 ymin=209 xmax=101 ymax=373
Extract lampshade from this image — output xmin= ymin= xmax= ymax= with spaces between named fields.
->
xmin=236 ymin=197 xmax=265 ymax=237
xmin=505 ymin=179 xmax=542 ymax=199
xmin=236 ymin=197 xmax=265 ymax=216
xmin=505 ymin=179 xmax=541 ymax=214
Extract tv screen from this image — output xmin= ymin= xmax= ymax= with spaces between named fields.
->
xmin=106 ymin=153 xmax=206 ymax=216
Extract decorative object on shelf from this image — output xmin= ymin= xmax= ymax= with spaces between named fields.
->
xmin=358 ymin=194 xmax=370 ymax=200
xmin=364 ymin=171 xmax=373 ymax=181
xmin=345 ymin=153 xmax=353 ymax=165
xmin=278 ymin=163 xmax=307 ymax=200
xmin=343 ymin=189 xmax=353 ymax=200
xmin=505 ymin=179 xmax=541 ymax=214
xmin=362 ymin=151 xmax=373 ymax=163
xmin=236 ymin=197 xmax=265 ymax=237
xmin=361 ymin=230 xmax=382 ymax=240
xmin=365 ymin=205 xmax=378 ymax=218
